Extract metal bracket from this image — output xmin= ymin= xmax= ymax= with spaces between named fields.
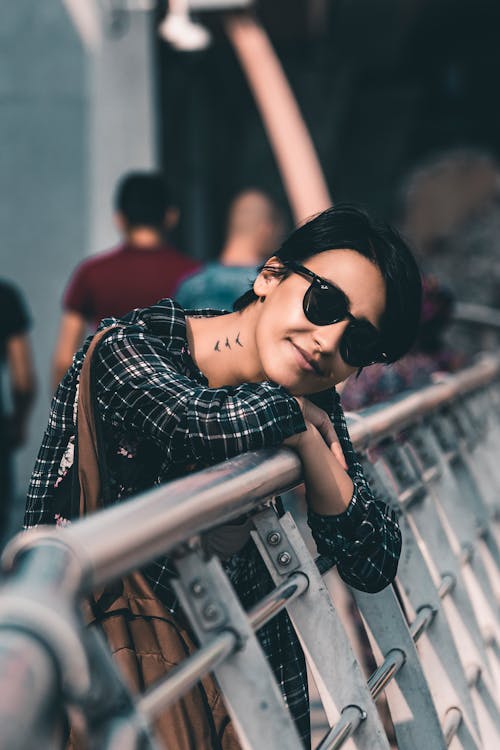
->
xmin=406 ymin=425 xmax=442 ymax=479
xmin=172 ymin=548 xmax=304 ymax=749
xmin=254 ymin=511 xmax=391 ymax=749
xmin=172 ymin=552 xmax=229 ymax=633
xmin=452 ymin=403 xmax=483 ymax=448
xmin=374 ymin=442 xmax=426 ymax=509
xmin=251 ymin=507 xmax=301 ymax=577
xmin=431 ymin=412 xmax=460 ymax=458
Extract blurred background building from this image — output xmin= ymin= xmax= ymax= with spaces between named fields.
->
xmin=3 ymin=0 xmax=500 ymax=495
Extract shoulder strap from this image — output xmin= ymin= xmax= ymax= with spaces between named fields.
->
xmin=76 ymin=326 xmax=228 ymax=750
xmin=76 ymin=325 xmax=121 ymax=517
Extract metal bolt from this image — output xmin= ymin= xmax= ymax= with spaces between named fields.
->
xmin=267 ymin=531 xmax=281 ymax=546
xmin=190 ymin=579 xmax=205 ymax=597
xmin=278 ymin=551 xmax=292 ymax=567
xmin=202 ymin=603 xmax=220 ymax=621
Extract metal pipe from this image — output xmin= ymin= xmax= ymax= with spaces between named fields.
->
xmin=347 ymin=356 xmax=500 ymax=449
xmin=138 ymin=574 xmax=309 ymax=721
xmin=316 ymin=705 xmax=366 ymax=750
xmin=7 ymin=358 xmax=500 ymax=593
xmin=421 ymin=466 xmax=440 ymax=483
xmin=410 ymin=606 xmax=435 ymax=642
xmin=398 ymin=484 xmax=426 ymax=509
xmin=438 ymin=574 xmax=456 ymax=600
xmin=0 ymin=630 xmax=64 ymax=750
xmin=466 ymin=664 xmax=481 ymax=689
xmin=6 ymin=448 xmax=304 ymax=591
xmin=454 ymin=303 xmax=500 ymax=329
xmin=94 ymin=716 xmax=156 ymax=750
xmin=138 ymin=630 xmax=237 ymax=720
xmin=248 ymin=573 xmax=309 ymax=631
xmin=443 ymin=707 xmax=462 ymax=745
xmin=367 ymin=649 xmax=406 ymax=702
xmin=459 ymin=543 xmax=474 ymax=566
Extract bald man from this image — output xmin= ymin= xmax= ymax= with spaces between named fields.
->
xmin=174 ymin=189 xmax=284 ymax=311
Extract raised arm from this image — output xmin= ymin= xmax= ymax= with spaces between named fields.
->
xmin=286 ymin=389 xmax=401 ymax=593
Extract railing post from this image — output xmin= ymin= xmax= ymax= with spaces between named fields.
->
xmin=252 ymin=508 xmax=390 ymax=750
xmin=172 ymin=546 xmax=304 ymax=749
xmin=368 ymin=447 xmax=483 ymax=748
xmin=352 ymin=584 xmax=447 ymax=750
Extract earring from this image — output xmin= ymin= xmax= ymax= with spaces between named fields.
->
xmin=260 ymin=296 xmax=266 ymax=303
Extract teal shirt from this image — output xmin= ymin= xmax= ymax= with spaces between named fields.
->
xmin=174 ymin=263 xmax=257 ymax=311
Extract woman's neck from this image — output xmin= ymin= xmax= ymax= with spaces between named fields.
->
xmin=186 ymin=307 xmax=264 ymax=388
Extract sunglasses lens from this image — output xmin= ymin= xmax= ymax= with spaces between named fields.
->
xmin=340 ymin=322 xmax=382 ymax=367
xmin=297 ymin=269 xmax=384 ymax=367
xmin=304 ymin=284 xmax=348 ymax=326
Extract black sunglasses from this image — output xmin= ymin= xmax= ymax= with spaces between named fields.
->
xmin=279 ymin=260 xmax=387 ymax=368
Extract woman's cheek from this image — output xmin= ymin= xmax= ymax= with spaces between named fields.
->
xmin=337 ymin=364 xmax=357 ymax=385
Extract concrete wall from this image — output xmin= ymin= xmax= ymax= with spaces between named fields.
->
xmin=0 ymin=3 xmax=87 ymax=513
xmin=0 ymin=2 xmax=155 ymax=520
xmin=89 ymin=10 xmax=156 ymax=251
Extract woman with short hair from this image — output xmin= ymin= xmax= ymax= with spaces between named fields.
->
xmin=26 ymin=203 xmax=422 ymax=749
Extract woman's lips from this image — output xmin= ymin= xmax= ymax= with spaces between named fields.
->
xmin=292 ymin=343 xmax=323 ymax=376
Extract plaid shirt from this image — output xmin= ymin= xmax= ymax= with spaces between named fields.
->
xmin=25 ymin=299 xmax=401 ymax=748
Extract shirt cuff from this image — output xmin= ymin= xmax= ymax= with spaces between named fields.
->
xmin=307 ymin=489 xmax=375 ymax=545
xmin=263 ymin=383 xmax=307 ymax=439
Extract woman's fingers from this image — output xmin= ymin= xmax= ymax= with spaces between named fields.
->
xmin=295 ymin=397 xmax=332 ymax=444
xmin=286 ymin=405 xmax=349 ymax=471
xmin=294 ymin=397 xmax=341 ymax=453
xmin=315 ymin=411 xmax=337 ymax=448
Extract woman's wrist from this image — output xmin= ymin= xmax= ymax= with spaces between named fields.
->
xmin=298 ymin=424 xmax=354 ymax=515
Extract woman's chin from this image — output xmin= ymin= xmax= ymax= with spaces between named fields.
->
xmin=274 ymin=375 xmax=316 ymax=396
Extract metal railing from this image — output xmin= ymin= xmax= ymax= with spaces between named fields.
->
xmin=1 ymin=354 xmax=500 ymax=748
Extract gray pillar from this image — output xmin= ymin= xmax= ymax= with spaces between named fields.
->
xmin=89 ymin=7 xmax=157 ymax=251
xmin=0 ymin=2 xmax=157 ymax=525
xmin=0 ymin=2 xmax=87 ymax=515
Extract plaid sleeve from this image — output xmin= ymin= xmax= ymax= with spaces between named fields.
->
xmin=94 ymin=328 xmax=306 ymax=464
xmin=307 ymin=388 xmax=401 ymax=593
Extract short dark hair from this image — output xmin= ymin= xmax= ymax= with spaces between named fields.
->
xmin=233 ymin=203 xmax=422 ymax=364
xmin=115 ymin=172 xmax=173 ymax=229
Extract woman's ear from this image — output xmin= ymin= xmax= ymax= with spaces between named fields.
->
xmin=253 ymin=256 xmax=285 ymax=297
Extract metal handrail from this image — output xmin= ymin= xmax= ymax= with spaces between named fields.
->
xmin=7 ymin=449 xmax=304 ymax=592
xmin=346 ymin=355 xmax=500 ymax=448
xmin=1 ymin=353 xmax=499 ymax=750
xmin=137 ymin=572 xmax=310 ymax=721
xmin=7 ymin=355 xmax=500 ymax=596
xmin=454 ymin=302 xmax=500 ymax=329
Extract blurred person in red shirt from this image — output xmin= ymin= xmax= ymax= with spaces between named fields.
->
xmin=52 ymin=172 xmax=200 ymax=388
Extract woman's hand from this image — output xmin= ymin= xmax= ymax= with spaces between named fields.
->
xmin=284 ymin=397 xmax=348 ymax=471
xmin=284 ymin=396 xmax=353 ymax=514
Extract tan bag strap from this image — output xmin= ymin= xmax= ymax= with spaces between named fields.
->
xmin=76 ymin=325 xmax=121 ymax=518
xmin=74 ymin=326 xmax=238 ymax=750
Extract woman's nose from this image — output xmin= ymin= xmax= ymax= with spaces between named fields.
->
xmin=313 ymin=319 xmax=350 ymax=354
